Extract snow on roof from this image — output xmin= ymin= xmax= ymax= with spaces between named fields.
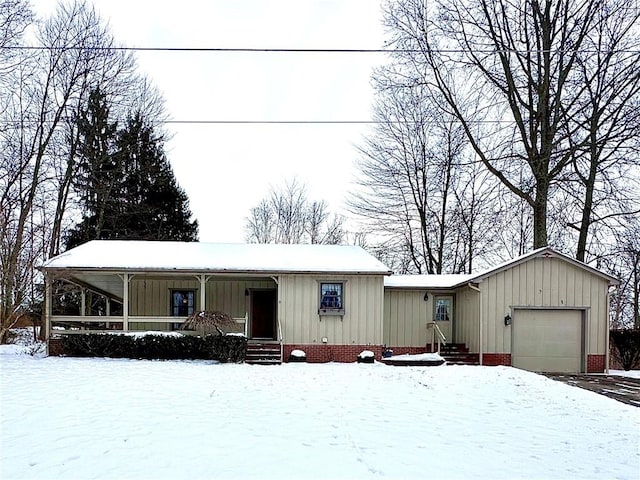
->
xmin=384 ymin=274 xmax=474 ymax=289
xmin=384 ymin=247 xmax=619 ymax=289
xmin=41 ymin=240 xmax=393 ymax=275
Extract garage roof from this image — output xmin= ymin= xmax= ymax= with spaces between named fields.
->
xmin=384 ymin=247 xmax=619 ymax=288
xmin=41 ymin=240 xmax=393 ymax=275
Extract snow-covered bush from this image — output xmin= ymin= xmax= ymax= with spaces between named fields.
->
xmin=357 ymin=350 xmax=375 ymax=363
xmin=289 ymin=349 xmax=306 ymax=362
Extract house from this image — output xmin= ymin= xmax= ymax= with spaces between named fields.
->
xmin=384 ymin=247 xmax=619 ymax=373
xmin=40 ymin=240 xmax=392 ymax=363
xmin=41 ymin=242 xmax=618 ymax=373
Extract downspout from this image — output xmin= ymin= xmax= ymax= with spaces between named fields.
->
xmin=468 ymin=283 xmax=482 ymax=366
xmin=270 ymin=276 xmax=283 ymax=361
xmin=605 ymin=284 xmax=614 ymax=374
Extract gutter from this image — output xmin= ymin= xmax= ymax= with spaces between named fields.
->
xmin=468 ymin=283 xmax=482 ymax=366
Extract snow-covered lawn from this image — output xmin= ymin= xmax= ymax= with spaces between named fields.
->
xmin=1 ymin=352 xmax=638 ymax=480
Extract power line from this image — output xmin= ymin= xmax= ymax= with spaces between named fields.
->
xmin=164 ymin=120 xmax=379 ymax=124
xmin=4 ymin=45 xmax=640 ymax=54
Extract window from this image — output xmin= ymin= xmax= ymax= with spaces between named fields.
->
xmin=434 ymin=296 xmax=452 ymax=322
xmin=319 ymin=282 xmax=345 ymax=316
xmin=170 ymin=289 xmax=195 ymax=329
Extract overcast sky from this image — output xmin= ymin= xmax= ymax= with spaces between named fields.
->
xmin=33 ymin=0 xmax=387 ymax=242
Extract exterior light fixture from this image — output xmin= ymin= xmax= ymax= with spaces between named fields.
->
xmin=423 ymin=292 xmax=429 ymax=301
xmin=504 ymin=314 xmax=512 ymax=326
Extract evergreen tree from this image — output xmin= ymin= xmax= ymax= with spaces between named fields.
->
xmin=115 ymin=113 xmax=198 ymax=242
xmin=66 ymin=88 xmax=198 ymax=249
xmin=66 ymin=87 xmax=121 ymax=248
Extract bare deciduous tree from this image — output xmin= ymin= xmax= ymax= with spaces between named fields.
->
xmin=351 ymin=75 xmax=498 ymax=274
xmin=246 ymin=179 xmax=345 ymax=245
xmin=382 ymin=0 xmax=627 ymax=249
xmin=0 ymin=0 xmax=166 ymax=342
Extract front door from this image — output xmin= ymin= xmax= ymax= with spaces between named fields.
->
xmin=433 ymin=295 xmax=453 ymax=343
xmin=251 ymin=289 xmax=276 ymax=339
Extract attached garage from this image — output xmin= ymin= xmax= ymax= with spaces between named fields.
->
xmin=512 ymin=309 xmax=584 ymax=373
xmin=385 ymin=247 xmax=619 ymax=373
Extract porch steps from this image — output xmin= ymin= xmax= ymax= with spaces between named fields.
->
xmin=439 ymin=343 xmax=479 ymax=366
xmin=245 ymin=340 xmax=282 ymax=365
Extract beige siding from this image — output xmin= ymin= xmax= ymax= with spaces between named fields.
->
xmin=454 ymin=287 xmax=480 ymax=352
xmin=279 ymin=274 xmax=384 ymax=345
xmin=128 ymin=276 xmax=275 ymax=331
xmin=205 ymin=279 xmax=275 ymax=317
xmin=475 ymin=257 xmax=609 ymax=355
xmin=383 ymin=290 xmax=432 ymax=347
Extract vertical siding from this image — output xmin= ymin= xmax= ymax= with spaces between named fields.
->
xmin=128 ymin=276 xmax=275 ymax=331
xmin=383 ymin=290 xmax=432 ymax=347
xmin=479 ymin=257 xmax=609 ymax=355
xmin=279 ymin=274 xmax=384 ymax=345
xmin=206 ymin=279 xmax=274 ymax=317
xmin=455 ymin=287 xmax=480 ymax=352
xmin=129 ymin=278 xmax=199 ymax=330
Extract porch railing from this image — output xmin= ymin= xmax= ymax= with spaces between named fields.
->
xmin=430 ymin=321 xmax=447 ymax=354
xmin=276 ymin=314 xmax=283 ymax=360
xmin=50 ymin=313 xmax=248 ymax=336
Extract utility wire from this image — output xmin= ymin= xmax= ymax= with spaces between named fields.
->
xmin=3 ymin=45 xmax=640 ymax=54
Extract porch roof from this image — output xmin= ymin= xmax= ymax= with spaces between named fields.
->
xmin=41 ymin=240 xmax=393 ymax=275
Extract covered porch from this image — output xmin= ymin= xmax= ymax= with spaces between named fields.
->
xmin=44 ymin=270 xmax=280 ymax=341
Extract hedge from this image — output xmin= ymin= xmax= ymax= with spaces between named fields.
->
xmin=61 ymin=333 xmax=247 ymax=363
xmin=609 ymin=329 xmax=640 ymax=371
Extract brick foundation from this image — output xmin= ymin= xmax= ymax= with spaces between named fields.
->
xmin=481 ymin=353 xmax=511 ymax=366
xmin=283 ymin=344 xmax=383 ymax=363
xmin=587 ymin=354 xmax=606 ymax=373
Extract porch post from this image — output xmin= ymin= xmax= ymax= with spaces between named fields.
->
xmin=80 ymin=288 xmax=86 ymax=317
xmin=105 ymin=298 xmax=111 ymax=329
xmin=199 ymin=274 xmax=206 ymax=312
xmin=44 ymin=273 xmax=52 ymax=340
xmin=123 ymin=272 xmax=129 ymax=331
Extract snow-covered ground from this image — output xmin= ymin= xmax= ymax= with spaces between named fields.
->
xmin=1 ymin=348 xmax=639 ymax=480
xmin=610 ymin=369 xmax=640 ymax=379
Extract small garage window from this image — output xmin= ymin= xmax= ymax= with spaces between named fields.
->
xmin=319 ymin=282 xmax=345 ymax=316
xmin=434 ymin=296 xmax=452 ymax=321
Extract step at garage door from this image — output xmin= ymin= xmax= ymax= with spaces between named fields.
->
xmin=512 ymin=309 xmax=583 ymax=373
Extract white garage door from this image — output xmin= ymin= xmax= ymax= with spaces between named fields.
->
xmin=512 ymin=309 xmax=583 ymax=373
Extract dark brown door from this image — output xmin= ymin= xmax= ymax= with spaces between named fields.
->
xmin=251 ymin=289 xmax=276 ymax=339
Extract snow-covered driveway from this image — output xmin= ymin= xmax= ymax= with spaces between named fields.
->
xmin=1 ymin=354 xmax=638 ymax=479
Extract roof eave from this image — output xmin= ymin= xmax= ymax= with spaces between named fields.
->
xmin=40 ymin=266 xmax=392 ymax=276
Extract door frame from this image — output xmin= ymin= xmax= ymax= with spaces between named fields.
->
xmin=248 ymin=288 xmax=277 ymax=339
xmin=432 ymin=293 xmax=454 ymax=343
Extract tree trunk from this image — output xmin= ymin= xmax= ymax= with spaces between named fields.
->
xmin=532 ymin=181 xmax=549 ymax=249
